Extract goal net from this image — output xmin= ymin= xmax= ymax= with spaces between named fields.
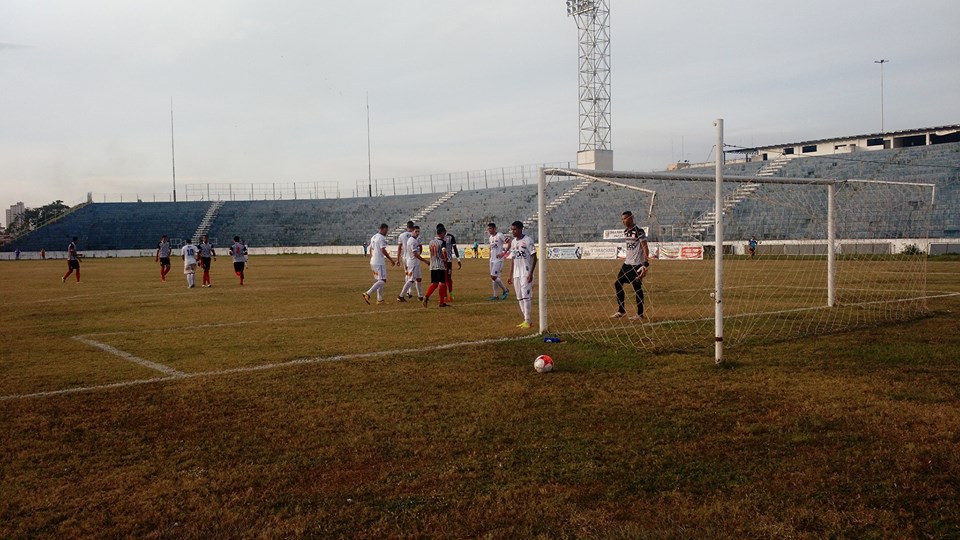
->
xmin=536 ymin=167 xmax=934 ymax=356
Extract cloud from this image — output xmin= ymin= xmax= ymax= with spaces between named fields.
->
xmin=1 ymin=0 xmax=958 ymax=210
xmin=0 ymin=42 xmax=30 ymax=51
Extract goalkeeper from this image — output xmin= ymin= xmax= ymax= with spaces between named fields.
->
xmin=611 ymin=211 xmax=650 ymax=321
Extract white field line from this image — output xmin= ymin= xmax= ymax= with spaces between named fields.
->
xmin=72 ymin=337 xmax=188 ymax=377
xmin=0 ymin=376 xmax=182 ymax=401
xmin=560 ymin=291 xmax=960 ymax=336
xmin=13 ymin=280 xmax=338 ymax=307
xmin=5 ymin=292 xmax=956 ymax=402
xmin=0 ymin=335 xmax=532 ymax=402
xmin=80 ymin=299 xmax=511 ymax=337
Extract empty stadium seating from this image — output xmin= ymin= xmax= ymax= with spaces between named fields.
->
xmin=5 ymin=141 xmax=958 ymax=251
xmin=6 ymin=202 xmax=209 ymax=251
xmin=207 ymin=194 xmax=439 ymax=247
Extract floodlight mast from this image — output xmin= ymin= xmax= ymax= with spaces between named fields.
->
xmin=567 ymin=0 xmax=612 ymax=171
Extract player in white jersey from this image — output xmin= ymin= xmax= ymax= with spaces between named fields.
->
xmin=395 ymin=221 xmax=415 ymax=299
xmin=229 ymin=235 xmax=246 ymax=285
xmin=611 ymin=210 xmax=650 ymax=321
xmin=181 ymin=239 xmax=199 ymax=289
xmin=486 ymin=222 xmax=510 ymax=301
xmin=155 ymin=234 xmax=172 ymax=283
xmin=363 ymin=223 xmax=395 ymax=305
xmin=398 ymin=226 xmax=427 ymax=302
xmin=508 ymin=221 xmax=537 ymax=328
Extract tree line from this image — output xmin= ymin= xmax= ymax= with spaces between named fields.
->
xmin=5 ymin=201 xmax=71 ymax=236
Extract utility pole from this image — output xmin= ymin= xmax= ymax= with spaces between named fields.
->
xmin=874 ymin=59 xmax=889 ymax=132
xmin=170 ymin=97 xmax=177 ymax=202
xmin=366 ymin=93 xmax=373 ymax=198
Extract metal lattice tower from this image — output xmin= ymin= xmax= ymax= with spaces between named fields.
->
xmin=567 ymin=0 xmax=612 ymax=170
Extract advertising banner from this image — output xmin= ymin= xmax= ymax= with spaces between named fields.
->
xmin=547 ymin=246 xmax=582 ymax=260
xmin=602 ymin=227 xmax=649 ymax=240
xmin=656 ymin=245 xmax=704 ymax=260
xmin=580 ymin=245 xmax=619 ymax=260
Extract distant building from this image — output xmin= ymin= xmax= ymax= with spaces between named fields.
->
xmin=5 ymin=202 xmax=25 ymax=229
xmin=737 ymin=124 xmax=960 ymax=162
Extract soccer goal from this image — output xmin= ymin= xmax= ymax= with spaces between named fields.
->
xmin=536 ymin=121 xmax=935 ymax=363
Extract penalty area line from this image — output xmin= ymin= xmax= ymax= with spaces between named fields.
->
xmin=0 ymin=335 xmax=536 ymax=402
xmin=72 ymin=336 xmax=187 ymax=377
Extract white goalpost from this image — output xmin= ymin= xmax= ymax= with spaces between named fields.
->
xmin=536 ymin=120 xmax=936 ymax=364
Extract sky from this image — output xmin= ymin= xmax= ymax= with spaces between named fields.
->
xmin=2 ymin=0 xmax=959 ymax=222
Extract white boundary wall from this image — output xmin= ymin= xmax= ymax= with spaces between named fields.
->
xmin=0 ymin=245 xmax=365 ymax=260
xmin=2 ymin=239 xmax=958 ymax=261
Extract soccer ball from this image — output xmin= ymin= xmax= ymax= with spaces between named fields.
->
xmin=533 ymin=354 xmax=554 ymax=373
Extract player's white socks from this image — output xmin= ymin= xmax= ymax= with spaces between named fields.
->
xmin=186 ymin=274 xmax=195 ymax=287
xmin=519 ymin=298 xmax=532 ymax=323
xmin=414 ymin=282 xmax=423 ymax=298
xmin=399 ymin=281 xmax=412 ymax=298
xmin=367 ymin=280 xmax=385 ymax=298
xmin=493 ymin=278 xmax=507 ymax=295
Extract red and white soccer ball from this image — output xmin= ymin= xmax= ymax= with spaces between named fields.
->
xmin=534 ymin=354 xmax=554 ymax=373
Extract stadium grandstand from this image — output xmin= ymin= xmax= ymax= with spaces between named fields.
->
xmin=3 ymin=130 xmax=959 ymax=255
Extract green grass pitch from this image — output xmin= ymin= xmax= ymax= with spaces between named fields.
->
xmin=1 ymin=255 xmax=958 ymax=537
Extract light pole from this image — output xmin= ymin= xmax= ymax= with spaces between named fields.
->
xmin=366 ymin=93 xmax=373 ymax=198
xmin=874 ymin=59 xmax=889 ymax=132
xmin=566 ymin=0 xmax=612 ymax=170
xmin=170 ymin=97 xmax=177 ymax=202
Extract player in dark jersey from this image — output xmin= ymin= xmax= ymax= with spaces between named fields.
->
xmin=230 ymin=236 xmax=246 ymax=285
xmin=197 ymin=234 xmax=217 ymax=287
xmin=62 ymin=237 xmax=81 ymax=284
xmin=422 ymin=224 xmax=450 ymax=308
xmin=155 ymin=234 xmax=172 ymax=283
xmin=437 ymin=224 xmax=461 ymax=301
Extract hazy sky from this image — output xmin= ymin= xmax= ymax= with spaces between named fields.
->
xmin=2 ymin=0 xmax=959 ymax=220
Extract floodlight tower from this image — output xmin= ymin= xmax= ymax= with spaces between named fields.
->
xmin=567 ymin=0 xmax=612 ymax=171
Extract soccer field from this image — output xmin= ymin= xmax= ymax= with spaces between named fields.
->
xmin=0 ymin=255 xmax=532 ymax=397
xmin=1 ymin=255 xmax=959 ymax=537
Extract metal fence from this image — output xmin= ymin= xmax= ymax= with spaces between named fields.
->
xmin=353 ymin=162 xmax=573 ymax=198
xmin=82 ymin=162 xmax=574 ymax=203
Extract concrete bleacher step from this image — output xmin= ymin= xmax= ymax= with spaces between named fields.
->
xmin=684 ymin=182 xmax=762 ymax=238
xmin=192 ymin=200 xmax=224 ymax=242
xmin=523 ymin=177 xmax=596 ymax=229
xmin=756 ymin=154 xmax=797 ymax=177
xmin=386 ymin=191 xmax=457 ymax=242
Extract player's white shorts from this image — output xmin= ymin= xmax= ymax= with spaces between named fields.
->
xmin=370 ymin=263 xmax=387 ymax=281
xmin=489 ymin=258 xmax=504 ymax=277
xmin=405 ymin=259 xmax=421 ymax=281
xmin=513 ymin=276 xmax=533 ymax=301
xmin=183 ymin=263 xmax=197 ymax=275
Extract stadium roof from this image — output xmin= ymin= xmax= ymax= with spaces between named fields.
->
xmin=731 ymin=124 xmax=960 ymax=153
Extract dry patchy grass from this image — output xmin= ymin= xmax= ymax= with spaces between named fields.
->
xmin=0 ymin=256 xmax=958 ymax=538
